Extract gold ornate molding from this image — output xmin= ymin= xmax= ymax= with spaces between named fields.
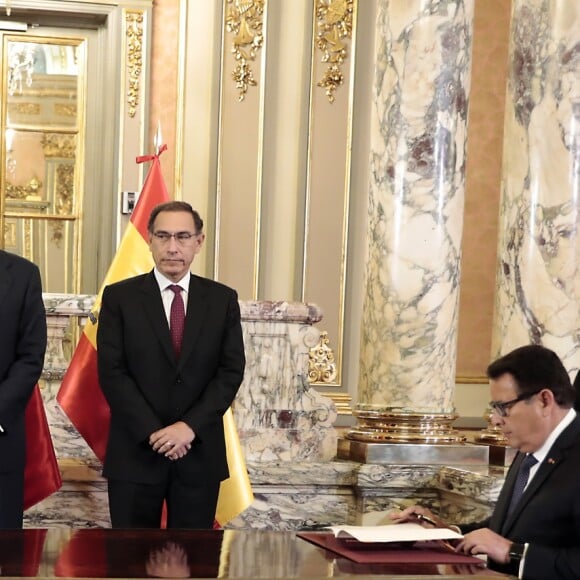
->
xmin=474 ymin=408 xmax=508 ymax=445
xmin=125 ymin=10 xmax=144 ymax=118
xmin=326 ymin=392 xmax=352 ymax=415
xmin=225 ymin=0 xmax=265 ymax=101
xmin=9 ymin=102 xmax=40 ymax=115
xmin=6 ymin=177 xmax=43 ymax=200
xmin=308 ymin=330 xmax=337 ymax=384
xmin=4 ymin=221 xmax=17 ymax=248
xmin=54 ymin=103 xmax=77 ymax=117
xmin=315 ymin=0 xmax=354 ymax=103
xmin=348 ymin=409 xmax=466 ymax=444
xmin=41 ymin=133 xmax=76 ymax=159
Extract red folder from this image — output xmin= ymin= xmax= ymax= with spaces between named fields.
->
xmin=297 ymin=532 xmax=485 ymax=565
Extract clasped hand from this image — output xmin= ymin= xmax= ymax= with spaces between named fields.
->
xmin=149 ymin=421 xmax=195 ymax=461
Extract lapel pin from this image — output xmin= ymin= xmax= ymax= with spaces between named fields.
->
xmin=547 ymin=458 xmax=556 ymax=464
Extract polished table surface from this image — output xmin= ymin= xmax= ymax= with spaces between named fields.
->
xmin=0 ymin=529 xmax=510 ymax=579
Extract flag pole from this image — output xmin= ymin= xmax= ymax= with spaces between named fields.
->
xmin=154 ymin=121 xmax=162 ymax=156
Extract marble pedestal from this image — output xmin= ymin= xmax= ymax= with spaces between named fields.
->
xmin=338 ymin=438 xmax=489 ymax=465
xmin=487 ymin=444 xmax=518 ymax=467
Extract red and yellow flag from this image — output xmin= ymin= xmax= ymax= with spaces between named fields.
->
xmin=24 ymin=386 xmax=62 ymax=509
xmin=57 ymin=148 xmax=252 ymax=525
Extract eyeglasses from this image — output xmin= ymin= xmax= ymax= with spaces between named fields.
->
xmin=152 ymin=231 xmax=198 ymax=245
xmin=489 ymin=389 xmax=543 ymax=417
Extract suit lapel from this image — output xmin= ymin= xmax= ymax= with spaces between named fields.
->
xmin=178 ymin=274 xmax=207 ymax=369
xmin=139 ymin=271 xmax=175 ymax=363
xmin=494 ymin=453 xmax=524 ymax=534
xmin=501 ymin=417 xmax=580 ymax=535
xmin=0 ymin=252 xmax=13 ymax=309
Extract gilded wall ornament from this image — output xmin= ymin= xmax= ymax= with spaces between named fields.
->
xmin=6 ymin=177 xmax=43 ymax=200
xmin=41 ymin=133 xmax=76 ymax=158
xmin=308 ymin=330 xmax=338 ymax=383
xmin=316 ymin=0 xmax=354 ymax=103
xmin=125 ymin=10 xmax=144 ymax=118
xmin=225 ymin=0 xmax=265 ymax=101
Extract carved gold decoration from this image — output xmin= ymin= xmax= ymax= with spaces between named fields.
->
xmin=4 ymin=221 xmax=17 ymax=248
xmin=41 ymin=133 xmax=76 ymax=158
xmin=125 ymin=10 xmax=144 ymax=117
xmin=308 ymin=330 xmax=337 ymax=383
xmin=347 ymin=409 xmax=466 ymax=444
xmin=225 ymin=0 xmax=265 ymax=101
xmin=49 ymin=218 xmax=64 ymax=247
xmin=315 ymin=0 xmax=354 ymax=103
xmin=6 ymin=177 xmax=43 ymax=200
xmin=55 ymin=164 xmax=74 ymax=215
xmin=54 ymin=103 xmax=77 ymax=117
xmin=9 ymin=102 xmax=40 ymax=115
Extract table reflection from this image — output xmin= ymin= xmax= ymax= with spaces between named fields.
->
xmin=0 ymin=529 xmax=508 ymax=578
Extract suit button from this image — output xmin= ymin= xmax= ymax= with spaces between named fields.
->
xmin=175 ymin=376 xmax=182 ymax=384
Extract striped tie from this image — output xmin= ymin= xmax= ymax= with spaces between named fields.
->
xmin=507 ymin=454 xmax=538 ymax=515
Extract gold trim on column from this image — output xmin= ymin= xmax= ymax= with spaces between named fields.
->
xmin=308 ymin=330 xmax=337 ymax=383
xmin=456 ymin=375 xmax=487 ymax=384
xmin=474 ymin=408 xmax=508 ymax=444
xmin=325 ymin=392 xmax=352 ymax=415
xmin=125 ymin=10 xmax=144 ymax=118
xmin=348 ymin=409 xmax=466 ymax=444
xmin=315 ymin=0 xmax=354 ymax=103
xmin=225 ymin=0 xmax=265 ymax=101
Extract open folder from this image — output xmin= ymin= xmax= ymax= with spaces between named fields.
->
xmin=327 ymin=523 xmax=463 ymax=543
xmin=297 ymin=524 xmax=484 ymax=566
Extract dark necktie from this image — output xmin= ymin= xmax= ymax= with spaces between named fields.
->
xmin=168 ymin=285 xmax=185 ymax=356
xmin=507 ymin=453 xmax=538 ymax=515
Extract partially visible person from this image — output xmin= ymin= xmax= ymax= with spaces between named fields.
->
xmin=392 ymin=344 xmax=580 ymax=579
xmin=573 ymin=370 xmax=579 ymax=412
xmin=0 ymin=251 xmax=47 ymax=528
xmin=97 ymin=201 xmax=245 ymax=529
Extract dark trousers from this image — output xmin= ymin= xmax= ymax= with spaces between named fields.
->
xmin=107 ymin=473 xmax=220 ymax=529
xmin=0 ymin=468 xmax=24 ymax=529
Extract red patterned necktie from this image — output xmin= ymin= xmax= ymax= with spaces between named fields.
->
xmin=168 ymin=285 xmax=185 ymax=356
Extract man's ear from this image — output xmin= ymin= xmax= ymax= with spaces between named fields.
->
xmin=539 ymin=388 xmax=555 ymax=409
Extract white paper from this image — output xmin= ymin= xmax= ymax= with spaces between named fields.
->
xmin=328 ymin=523 xmax=463 ymax=543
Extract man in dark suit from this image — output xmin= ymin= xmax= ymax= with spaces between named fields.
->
xmin=393 ymin=345 xmax=579 ymax=579
xmin=574 ymin=370 xmax=580 ymax=411
xmin=0 ymin=251 xmax=47 ymax=528
xmin=97 ymin=201 xmax=245 ymax=529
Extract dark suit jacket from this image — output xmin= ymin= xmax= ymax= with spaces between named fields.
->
xmin=0 ymin=251 xmax=47 ymax=474
xmin=96 ymin=271 xmax=245 ymax=485
xmin=573 ymin=371 xmax=579 ymax=412
xmin=463 ymin=416 xmax=580 ymax=579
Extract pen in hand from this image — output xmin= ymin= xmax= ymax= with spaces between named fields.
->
xmin=415 ymin=513 xmax=439 ymax=527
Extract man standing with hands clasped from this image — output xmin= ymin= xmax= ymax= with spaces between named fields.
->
xmin=392 ymin=345 xmax=580 ymax=579
xmin=97 ymin=201 xmax=245 ymax=529
xmin=0 ymin=251 xmax=47 ymax=528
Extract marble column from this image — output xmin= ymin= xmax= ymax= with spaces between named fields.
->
xmin=491 ymin=0 xmax=580 ymax=378
xmin=352 ymin=0 xmax=474 ymax=442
